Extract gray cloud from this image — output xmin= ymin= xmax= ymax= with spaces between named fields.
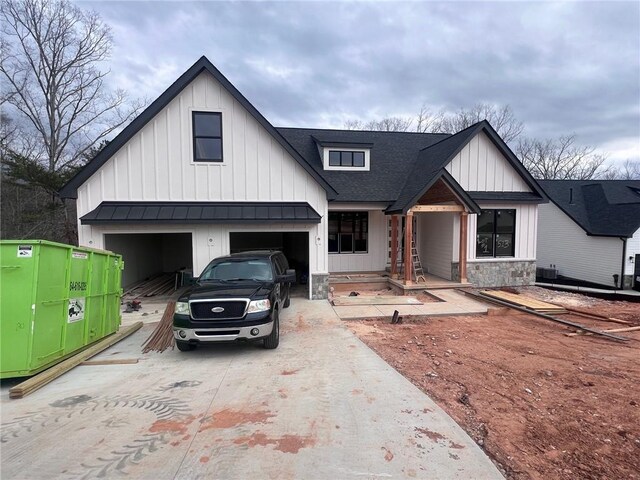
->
xmin=84 ymin=0 xmax=639 ymax=163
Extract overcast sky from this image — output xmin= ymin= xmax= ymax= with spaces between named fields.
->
xmin=82 ymin=0 xmax=640 ymax=166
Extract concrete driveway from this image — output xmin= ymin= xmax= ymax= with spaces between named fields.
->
xmin=1 ymin=299 xmax=502 ymax=479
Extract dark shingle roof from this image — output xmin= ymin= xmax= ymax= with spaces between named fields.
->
xmin=538 ymin=180 xmax=640 ymax=237
xmin=280 ymin=120 xmax=546 ymax=213
xmin=277 ymin=127 xmax=450 ymax=203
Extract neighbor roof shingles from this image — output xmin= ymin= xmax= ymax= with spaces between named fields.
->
xmin=538 ymin=180 xmax=640 ymax=237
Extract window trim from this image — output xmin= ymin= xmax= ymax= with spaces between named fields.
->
xmin=328 ymin=211 xmax=369 ymax=254
xmin=475 ymin=209 xmax=516 ymax=258
xmin=322 ymin=147 xmax=370 ymax=171
xmin=192 ymin=111 xmax=223 ymax=163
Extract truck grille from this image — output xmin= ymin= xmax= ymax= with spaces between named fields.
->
xmin=190 ymin=300 xmax=248 ymax=321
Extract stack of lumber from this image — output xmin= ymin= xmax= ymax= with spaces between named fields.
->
xmin=479 ymin=290 xmax=567 ymax=314
xmin=123 ymin=273 xmax=176 ymax=299
xmin=141 ymin=301 xmax=176 ymax=353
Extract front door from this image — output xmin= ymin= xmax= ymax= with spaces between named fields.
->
xmin=634 ymin=255 xmax=640 ymax=292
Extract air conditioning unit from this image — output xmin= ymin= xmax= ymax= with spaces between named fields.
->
xmin=542 ymin=268 xmax=558 ymax=280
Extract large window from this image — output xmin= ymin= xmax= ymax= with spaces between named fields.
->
xmin=193 ymin=112 xmax=222 ymax=162
xmin=476 ymin=209 xmax=515 ymax=257
xmin=328 ymin=212 xmax=368 ymax=253
xmin=328 ymin=150 xmax=365 ymax=167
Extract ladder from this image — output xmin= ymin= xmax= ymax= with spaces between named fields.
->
xmin=393 ymin=217 xmax=426 ymax=283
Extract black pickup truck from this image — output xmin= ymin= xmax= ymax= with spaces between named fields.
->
xmin=172 ymin=251 xmax=295 ymax=351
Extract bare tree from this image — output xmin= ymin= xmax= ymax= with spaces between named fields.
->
xmin=436 ymin=104 xmax=524 ymax=143
xmin=599 ymin=159 xmax=640 ymax=180
xmin=344 ymin=116 xmax=414 ymax=132
xmin=344 ymin=103 xmax=522 ymax=142
xmin=1 ymin=0 xmax=144 ymax=174
xmin=1 ymin=0 xmax=144 ymax=243
xmin=515 ymin=135 xmax=609 ymax=180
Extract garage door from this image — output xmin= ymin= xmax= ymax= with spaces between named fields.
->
xmin=104 ymin=233 xmax=192 ymax=288
xmin=230 ymin=232 xmax=309 ymax=287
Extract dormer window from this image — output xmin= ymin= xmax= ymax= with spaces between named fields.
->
xmin=329 ymin=150 xmax=365 ymax=168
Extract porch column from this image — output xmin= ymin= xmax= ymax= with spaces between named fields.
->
xmin=390 ymin=215 xmax=398 ymax=278
xmin=404 ymin=212 xmax=413 ymax=283
xmin=459 ymin=211 xmax=468 ymax=283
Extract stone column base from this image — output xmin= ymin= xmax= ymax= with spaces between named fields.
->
xmin=311 ymin=274 xmax=329 ymax=300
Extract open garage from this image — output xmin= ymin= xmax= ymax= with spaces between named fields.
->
xmin=104 ymin=233 xmax=193 ymax=288
xmin=229 ymin=231 xmax=309 ymax=289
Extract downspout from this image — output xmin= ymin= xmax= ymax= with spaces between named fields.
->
xmin=620 ymin=237 xmax=627 ymax=290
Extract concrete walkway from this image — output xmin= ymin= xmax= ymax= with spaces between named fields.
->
xmin=332 ymin=288 xmax=488 ymax=320
xmin=1 ymin=300 xmax=501 ymax=479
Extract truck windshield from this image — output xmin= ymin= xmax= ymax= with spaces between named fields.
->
xmin=199 ymin=259 xmax=273 ymax=282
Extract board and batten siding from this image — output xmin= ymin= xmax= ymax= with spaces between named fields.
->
xmin=76 ymin=71 xmax=328 ymax=280
xmin=445 ymin=132 xmax=530 ymax=192
xmin=328 ymin=209 xmax=388 ymax=272
xmin=537 ymin=202 xmax=623 ymax=287
xmin=417 ymin=213 xmax=454 ymax=279
xmin=624 ymin=229 xmax=640 ymax=276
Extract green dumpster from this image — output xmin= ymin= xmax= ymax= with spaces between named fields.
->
xmin=0 ymin=240 xmax=124 ymax=379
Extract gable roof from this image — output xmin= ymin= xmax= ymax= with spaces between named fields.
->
xmin=59 ymin=56 xmax=336 ymax=199
xmin=280 ymin=120 xmax=545 ymax=213
xmin=539 ymin=180 xmax=640 ymax=238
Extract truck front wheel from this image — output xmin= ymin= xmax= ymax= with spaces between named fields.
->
xmin=263 ymin=310 xmax=280 ymax=349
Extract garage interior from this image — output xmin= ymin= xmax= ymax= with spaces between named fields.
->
xmin=229 ymin=232 xmax=309 ymax=296
xmin=105 ymin=233 xmax=193 ymax=289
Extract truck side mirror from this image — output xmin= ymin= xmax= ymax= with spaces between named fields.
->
xmin=278 ymin=269 xmax=296 ymax=283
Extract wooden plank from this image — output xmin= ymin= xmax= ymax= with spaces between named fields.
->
xmin=565 ymin=308 xmax=632 ymax=325
xmin=410 ymin=205 xmax=465 ymax=213
xmin=9 ymin=322 xmax=143 ymax=399
xmin=332 ymin=296 xmax=423 ymax=306
xmin=480 ymin=290 xmax=566 ymax=312
xmin=566 ymin=326 xmax=639 ymax=337
xmin=81 ymin=358 xmax=139 ymax=366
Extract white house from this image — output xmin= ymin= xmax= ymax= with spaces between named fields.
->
xmin=537 ymin=180 xmax=640 ymax=290
xmin=60 ymin=56 xmax=548 ymax=299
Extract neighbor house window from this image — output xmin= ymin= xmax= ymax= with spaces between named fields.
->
xmin=328 ymin=212 xmax=368 ymax=253
xmin=328 ymin=150 xmax=365 ymax=167
xmin=193 ymin=112 xmax=222 ymax=162
xmin=476 ymin=209 xmax=515 ymax=257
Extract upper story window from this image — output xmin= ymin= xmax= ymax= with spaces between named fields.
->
xmin=320 ymin=145 xmax=371 ymax=171
xmin=476 ymin=209 xmax=516 ymax=257
xmin=329 ymin=150 xmax=365 ymax=168
xmin=193 ymin=112 xmax=222 ymax=162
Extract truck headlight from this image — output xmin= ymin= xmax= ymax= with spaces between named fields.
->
xmin=175 ymin=301 xmax=190 ymax=315
xmin=247 ymin=299 xmax=270 ymax=313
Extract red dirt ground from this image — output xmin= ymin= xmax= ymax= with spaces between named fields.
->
xmin=350 ymin=287 xmax=640 ymax=480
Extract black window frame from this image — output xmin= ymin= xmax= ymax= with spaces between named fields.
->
xmin=475 ymin=209 xmax=516 ymax=258
xmin=328 ymin=212 xmax=368 ymax=254
xmin=192 ymin=111 xmax=223 ymax=162
xmin=327 ymin=150 xmax=366 ymax=168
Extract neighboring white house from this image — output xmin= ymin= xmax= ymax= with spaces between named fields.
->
xmin=537 ymin=180 xmax=640 ymax=290
xmin=60 ymin=56 xmax=549 ymax=299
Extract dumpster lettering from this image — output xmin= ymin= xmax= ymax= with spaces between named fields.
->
xmin=69 ymin=281 xmax=87 ymax=291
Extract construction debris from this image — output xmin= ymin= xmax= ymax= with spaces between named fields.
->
xmin=9 ymin=322 xmax=143 ymax=399
xmin=123 ymin=273 xmax=177 ymax=299
xmin=141 ymin=301 xmax=176 ymax=353
xmin=464 ymin=290 xmax=628 ymax=342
